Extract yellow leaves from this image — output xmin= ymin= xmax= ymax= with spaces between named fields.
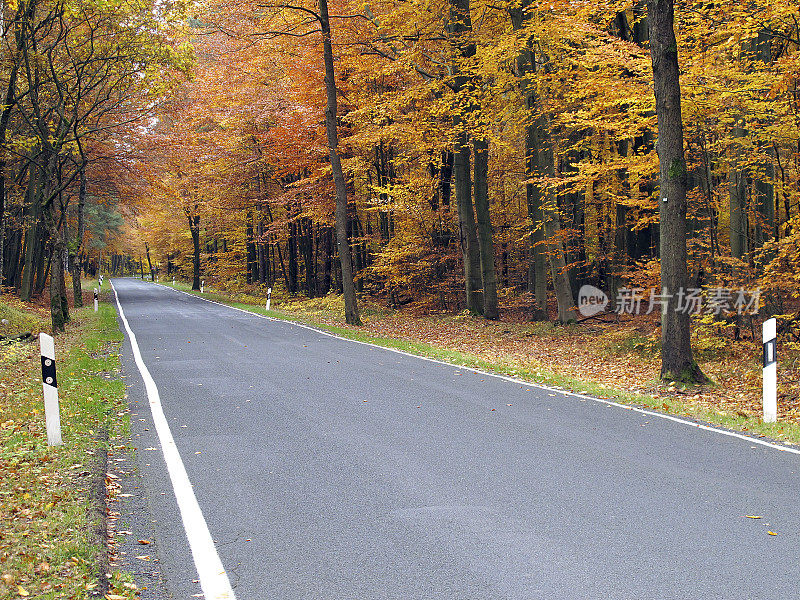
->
xmin=17 ymin=586 xmax=29 ymax=597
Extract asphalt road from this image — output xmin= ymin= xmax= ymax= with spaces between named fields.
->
xmin=111 ymin=277 xmax=800 ymax=599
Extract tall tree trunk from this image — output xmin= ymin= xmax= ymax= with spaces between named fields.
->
xmin=44 ymin=203 xmax=67 ymax=333
xmin=49 ymin=246 xmax=65 ymax=332
xmin=0 ymin=29 xmax=21 ymax=291
xmin=288 ymin=218 xmax=298 ymax=294
xmin=246 ymin=211 xmax=255 ymax=284
xmin=188 ymin=213 xmax=201 ymax=290
xmin=448 ymin=0 xmax=483 ymax=315
xmin=526 ymin=72 xmax=576 ymax=322
xmin=257 ymin=219 xmax=265 ymax=284
xmin=145 ymin=242 xmax=154 ymax=281
xmin=20 ymin=166 xmax=41 ymax=302
xmin=647 ymin=0 xmax=706 ymax=382
xmin=473 ymin=138 xmax=498 ymax=319
xmin=454 ymin=131 xmax=483 ymax=314
xmin=70 ymin=166 xmax=86 ymax=306
xmin=319 ymin=0 xmax=360 ymax=325
xmin=754 ymin=30 xmax=775 ymax=255
xmin=729 ymin=124 xmax=748 ymax=259
xmin=541 ymin=189 xmax=577 ymax=323
xmin=511 ymin=2 xmax=548 ymax=320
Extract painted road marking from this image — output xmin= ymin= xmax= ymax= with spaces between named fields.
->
xmin=146 ymin=279 xmax=800 ymax=457
xmin=112 ymin=282 xmax=236 ymax=600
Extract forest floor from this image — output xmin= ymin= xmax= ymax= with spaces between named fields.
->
xmin=174 ymin=280 xmax=800 ymax=445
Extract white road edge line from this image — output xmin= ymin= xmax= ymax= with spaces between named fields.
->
xmin=149 ymin=280 xmax=800 ymax=457
xmin=111 ymin=282 xmax=236 ymax=600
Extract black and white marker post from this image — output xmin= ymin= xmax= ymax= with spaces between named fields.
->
xmin=201 ymin=280 xmax=205 ymax=293
xmin=93 ymin=288 xmax=99 ymax=312
xmin=266 ymin=287 xmax=272 ymax=311
xmin=39 ymin=333 xmax=62 ymax=446
xmin=763 ymin=317 xmax=777 ymax=423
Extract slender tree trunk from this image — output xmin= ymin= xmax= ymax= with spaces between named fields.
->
xmin=188 ymin=213 xmax=201 ymax=290
xmin=20 ymin=167 xmax=41 ymax=302
xmin=319 ymin=0 xmax=360 ymax=324
xmin=44 ymin=203 xmax=67 ymax=332
xmin=454 ymin=132 xmax=483 ymax=314
xmin=246 ymin=211 xmax=255 ymax=284
xmin=529 ymin=86 xmax=576 ymax=322
xmin=70 ymin=166 xmax=86 ymax=307
xmin=0 ymin=35 xmax=20 ymax=292
xmin=647 ymin=0 xmax=706 ymax=382
xmin=288 ymin=219 xmax=298 ymax=294
xmin=145 ymin=242 xmax=154 ymax=281
xmin=58 ymin=229 xmax=68 ymax=321
xmin=729 ymin=124 xmax=748 ymax=259
xmin=49 ymin=246 xmax=65 ymax=332
xmin=542 ymin=191 xmax=577 ymax=323
xmin=448 ymin=0 xmax=483 ymax=315
xmin=754 ymin=30 xmax=775 ymax=255
xmin=473 ymin=138 xmax=498 ymax=319
xmin=511 ymin=2 xmax=548 ymax=320
xmin=257 ymin=219 xmax=265 ymax=284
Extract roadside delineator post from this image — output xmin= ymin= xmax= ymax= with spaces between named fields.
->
xmin=763 ymin=317 xmax=777 ymax=423
xmin=201 ymin=280 xmax=205 ymax=294
xmin=172 ymin=277 xmax=175 ymax=286
xmin=93 ymin=288 xmax=98 ymax=312
xmin=39 ymin=333 xmax=62 ymax=446
xmin=266 ymin=287 xmax=272 ymax=311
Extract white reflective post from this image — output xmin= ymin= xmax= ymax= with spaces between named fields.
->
xmin=93 ymin=288 xmax=98 ymax=312
xmin=172 ymin=277 xmax=175 ymax=286
xmin=201 ymin=280 xmax=205 ymax=293
xmin=266 ymin=287 xmax=272 ymax=311
xmin=763 ymin=318 xmax=777 ymax=423
xmin=39 ymin=333 xmax=62 ymax=446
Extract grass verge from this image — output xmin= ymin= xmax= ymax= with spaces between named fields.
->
xmin=0 ymin=296 xmax=136 ymax=599
xmin=162 ymin=279 xmax=800 ymax=448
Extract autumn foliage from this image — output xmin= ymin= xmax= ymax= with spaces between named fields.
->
xmin=3 ymin=0 xmax=800 ymax=377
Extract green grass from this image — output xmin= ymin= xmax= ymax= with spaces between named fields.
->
xmin=163 ymin=279 xmax=800 ymax=448
xmin=0 ymin=297 xmax=45 ymax=339
xmin=0 ymin=300 xmax=136 ymax=599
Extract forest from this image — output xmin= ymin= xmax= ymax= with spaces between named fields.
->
xmin=1 ymin=0 xmax=799 ymax=384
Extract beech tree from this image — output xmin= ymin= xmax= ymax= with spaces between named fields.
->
xmin=647 ymin=0 xmax=706 ymax=382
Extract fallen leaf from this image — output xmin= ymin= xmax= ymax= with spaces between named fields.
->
xmin=745 ymin=515 xmax=762 ymax=519
xmin=137 ymin=539 xmax=151 ymax=545
xmin=17 ymin=586 xmax=29 ymax=597
xmin=768 ymin=531 xmax=777 ymax=536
